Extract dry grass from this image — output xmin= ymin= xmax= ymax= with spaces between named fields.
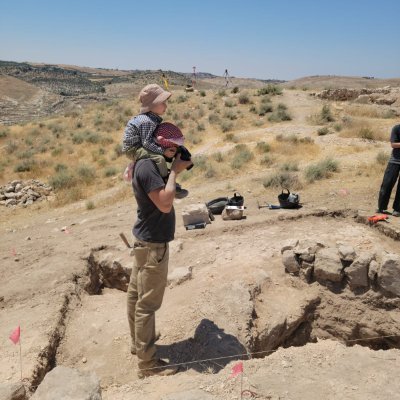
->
xmin=338 ymin=118 xmax=387 ymax=141
xmin=1 ymin=85 xmax=394 ymax=208
xmin=344 ymin=104 xmax=398 ymax=120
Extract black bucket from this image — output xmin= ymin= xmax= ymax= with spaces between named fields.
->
xmin=206 ymin=197 xmax=229 ymax=215
xmin=227 ymin=192 xmax=244 ymax=207
xmin=278 ymin=189 xmax=300 ymax=209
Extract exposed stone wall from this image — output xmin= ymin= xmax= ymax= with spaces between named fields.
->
xmin=282 ymin=239 xmax=400 ymax=297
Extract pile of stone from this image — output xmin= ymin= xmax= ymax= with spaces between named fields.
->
xmin=315 ymin=87 xmax=391 ymax=102
xmin=281 ymin=239 xmax=400 ymax=297
xmin=0 ymin=180 xmax=53 ymax=207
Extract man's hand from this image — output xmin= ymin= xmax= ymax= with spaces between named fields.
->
xmin=171 ymin=153 xmax=193 ymax=174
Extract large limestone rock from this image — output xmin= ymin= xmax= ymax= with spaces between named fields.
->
xmin=31 ymin=366 xmax=101 ymax=400
xmin=378 ymin=253 xmax=400 ymax=296
xmin=0 ymin=383 xmax=26 ymax=400
xmin=338 ymin=245 xmax=357 ymax=262
xmin=314 ymin=248 xmax=343 ymax=283
xmin=345 ymin=253 xmax=373 ymax=290
xmin=182 ymin=204 xmax=210 ymax=226
xmin=282 ymin=249 xmax=300 ymax=273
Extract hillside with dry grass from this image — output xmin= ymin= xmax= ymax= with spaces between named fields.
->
xmin=1 ymin=75 xmax=399 ymax=212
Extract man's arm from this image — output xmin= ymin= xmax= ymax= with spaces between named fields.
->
xmin=391 ymin=143 xmax=400 ymax=149
xmin=148 ymin=155 xmax=192 ymax=213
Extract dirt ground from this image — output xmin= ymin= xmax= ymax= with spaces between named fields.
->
xmin=2 ymin=174 xmax=400 ymax=398
xmin=1 ymin=88 xmax=400 ymax=399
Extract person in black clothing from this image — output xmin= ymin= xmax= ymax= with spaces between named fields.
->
xmin=377 ymin=124 xmax=400 ymax=216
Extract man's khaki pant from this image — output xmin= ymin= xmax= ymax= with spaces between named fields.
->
xmin=127 ymin=240 xmax=169 ymax=368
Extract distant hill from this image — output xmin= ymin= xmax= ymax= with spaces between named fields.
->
xmin=282 ymin=75 xmax=400 ymax=90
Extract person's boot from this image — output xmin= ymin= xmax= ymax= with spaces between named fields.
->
xmin=137 ymin=359 xmax=178 ymax=378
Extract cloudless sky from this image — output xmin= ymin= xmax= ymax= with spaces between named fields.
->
xmin=1 ymin=0 xmax=399 ymax=80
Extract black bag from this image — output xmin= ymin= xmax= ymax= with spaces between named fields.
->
xmin=278 ymin=189 xmax=300 ymax=209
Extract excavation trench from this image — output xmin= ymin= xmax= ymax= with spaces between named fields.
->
xmin=81 ymin=211 xmax=400 ymax=359
xmin=31 ymin=210 xmax=400 ymax=390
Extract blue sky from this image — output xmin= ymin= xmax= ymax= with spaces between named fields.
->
xmin=1 ymin=0 xmax=399 ymax=80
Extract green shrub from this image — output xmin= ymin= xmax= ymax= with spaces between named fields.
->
xmin=76 ymin=165 xmax=96 ymax=184
xmin=86 ymin=200 xmax=95 ymax=210
xmin=49 ymin=171 xmax=77 ymax=189
xmin=224 ymin=133 xmax=237 ymax=142
xmin=17 ymin=149 xmax=35 ymax=160
xmin=55 ymin=163 xmax=68 ymax=172
xmin=104 ymin=167 xmax=118 ymax=177
xmin=176 ymin=95 xmax=187 ymax=103
xmin=304 ymin=158 xmax=339 ymax=183
xmin=14 ymin=159 xmax=36 ymax=172
xmin=249 ymin=105 xmax=257 ymax=114
xmin=0 ymin=128 xmax=9 ymax=138
xmin=260 ymin=96 xmax=272 ymax=104
xmin=114 ymin=143 xmax=123 ymax=157
xmin=263 ymin=172 xmax=301 ymax=189
xmin=256 ymin=141 xmax=270 ymax=153
xmin=224 ymin=99 xmax=236 ymax=108
xmin=258 ymin=103 xmax=273 ymax=116
xmin=257 ymin=85 xmax=282 ymax=96
xmin=260 ymin=155 xmax=273 ymax=166
xmin=212 ymin=152 xmax=224 ymax=162
xmin=208 ymin=113 xmax=220 ymax=124
xmin=238 ymin=93 xmax=250 ymax=104
xmin=383 ymin=109 xmax=397 ymax=119
xmin=218 ymin=89 xmax=226 ymax=97
xmin=5 ymin=141 xmax=18 ymax=154
xmin=72 ymin=132 xmax=85 ymax=144
xmin=231 ymin=87 xmax=239 ymax=94
xmin=220 ymin=121 xmax=234 ymax=132
xmin=319 ymin=105 xmax=335 ymax=123
xmin=85 ymin=131 xmax=102 ymax=144
xmin=204 ymin=166 xmax=216 ymax=178
xmin=268 ymin=108 xmax=291 ymax=122
xmin=196 ymin=123 xmax=205 ymax=131
xmin=192 ymin=155 xmax=207 ymax=171
xmin=376 ymin=151 xmax=389 ymax=165
xmin=333 ymin=123 xmax=342 ymax=132
xmin=199 ymin=90 xmax=206 ymax=97
xmin=186 ymin=131 xmax=202 ymax=145
xmin=230 ymin=144 xmax=254 ymax=169
xmin=51 ymin=147 xmax=63 ymax=156
xmin=359 ymin=128 xmax=374 ymax=140
xmin=224 ymin=111 xmax=237 ymax=120
xmin=317 ymin=127 xmax=330 ymax=136
xmin=280 ymin=161 xmax=299 ymax=172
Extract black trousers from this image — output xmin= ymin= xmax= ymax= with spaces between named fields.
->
xmin=378 ymin=162 xmax=400 ymax=211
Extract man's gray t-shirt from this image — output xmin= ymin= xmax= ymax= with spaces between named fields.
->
xmin=132 ymin=158 xmax=175 ymax=243
xmin=389 ymin=124 xmax=400 ymax=165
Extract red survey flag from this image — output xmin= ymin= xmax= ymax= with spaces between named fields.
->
xmin=9 ymin=326 xmax=20 ymax=345
xmin=229 ymin=361 xmax=243 ymax=378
